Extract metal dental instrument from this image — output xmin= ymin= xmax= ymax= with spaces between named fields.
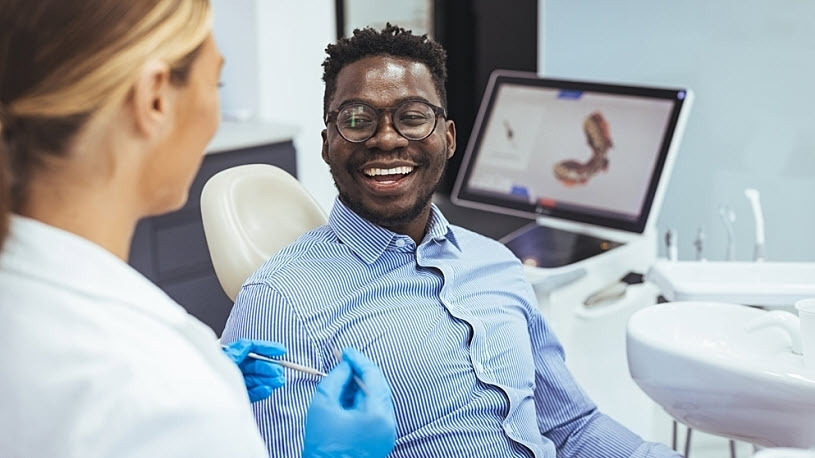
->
xmin=221 ymin=344 xmax=327 ymax=377
xmin=665 ymin=229 xmax=678 ymax=261
xmin=332 ymin=346 xmax=369 ymax=396
xmin=693 ymin=227 xmax=705 ymax=261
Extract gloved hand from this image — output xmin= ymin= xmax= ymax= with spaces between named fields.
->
xmin=222 ymin=339 xmax=287 ymax=402
xmin=302 ymin=348 xmax=397 ymax=458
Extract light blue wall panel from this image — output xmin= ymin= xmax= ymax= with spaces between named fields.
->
xmin=543 ymin=1 xmax=815 ymax=261
xmin=211 ymin=0 xmax=259 ymax=120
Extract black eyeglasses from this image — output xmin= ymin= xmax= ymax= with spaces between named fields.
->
xmin=325 ymin=100 xmax=447 ymax=143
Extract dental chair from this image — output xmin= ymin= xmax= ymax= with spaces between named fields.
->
xmin=200 ymin=164 xmax=327 ymax=301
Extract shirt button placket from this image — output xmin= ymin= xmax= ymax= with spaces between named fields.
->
xmin=470 ymin=335 xmax=490 ymax=382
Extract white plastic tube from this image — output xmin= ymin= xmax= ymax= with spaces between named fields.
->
xmin=718 ymin=205 xmax=735 ymax=261
xmin=744 ymin=188 xmax=765 ymax=261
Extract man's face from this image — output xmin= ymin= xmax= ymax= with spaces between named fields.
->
xmin=322 ymin=55 xmax=455 ymax=231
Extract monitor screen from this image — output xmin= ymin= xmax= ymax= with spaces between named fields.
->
xmin=451 ymin=71 xmax=692 ymax=234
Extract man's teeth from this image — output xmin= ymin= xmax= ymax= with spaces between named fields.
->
xmin=363 ymin=166 xmax=414 ymax=176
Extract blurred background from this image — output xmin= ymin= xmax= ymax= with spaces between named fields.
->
xmin=211 ymin=0 xmax=815 ymax=263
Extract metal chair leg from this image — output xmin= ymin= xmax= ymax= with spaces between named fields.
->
xmin=684 ymin=426 xmax=693 ymax=458
xmin=672 ymin=420 xmax=678 ymax=450
xmin=729 ymin=440 xmax=737 ymax=458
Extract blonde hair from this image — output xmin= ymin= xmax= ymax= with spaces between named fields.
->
xmin=7 ymin=0 xmax=212 ymax=120
xmin=0 ymin=0 xmax=213 ymax=248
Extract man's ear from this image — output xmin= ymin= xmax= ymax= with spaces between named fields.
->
xmin=321 ymin=128 xmax=330 ymax=164
xmin=130 ymin=60 xmax=173 ymax=138
xmin=445 ymin=119 xmax=456 ymax=159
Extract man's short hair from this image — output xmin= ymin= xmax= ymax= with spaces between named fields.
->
xmin=322 ymin=23 xmax=448 ymax=118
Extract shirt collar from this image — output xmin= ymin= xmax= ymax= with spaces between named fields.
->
xmin=1 ymin=215 xmax=189 ymax=325
xmin=328 ymin=198 xmax=460 ymax=264
xmin=424 ymin=203 xmax=460 ymax=249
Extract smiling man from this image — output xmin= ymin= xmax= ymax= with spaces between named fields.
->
xmin=320 ymin=50 xmax=453 ymax=244
xmin=221 ymin=25 xmax=680 ymax=458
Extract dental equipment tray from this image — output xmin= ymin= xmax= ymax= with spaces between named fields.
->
xmin=646 ymin=260 xmax=815 ymax=306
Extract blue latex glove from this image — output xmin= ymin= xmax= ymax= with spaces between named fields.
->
xmin=222 ymin=339 xmax=287 ymax=402
xmin=302 ymin=348 xmax=397 ymax=458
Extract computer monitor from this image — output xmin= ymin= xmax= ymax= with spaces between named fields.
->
xmin=451 ymin=71 xmax=693 ymax=268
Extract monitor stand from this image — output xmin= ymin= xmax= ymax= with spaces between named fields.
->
xmin=500 ymin=222 xmax=624 ymax=269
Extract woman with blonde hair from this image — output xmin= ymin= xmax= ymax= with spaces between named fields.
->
xmin=0 ymin=1 xmax=396 ymax=456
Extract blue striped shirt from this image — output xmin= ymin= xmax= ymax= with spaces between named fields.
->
xmin=222 ymin=198 xmax=679 ymax=458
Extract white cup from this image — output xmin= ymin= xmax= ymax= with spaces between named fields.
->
xmin=754 ymin=447 xmax=815 ymax=458
xmin=795 ymin=298 xmax=815 ymax=370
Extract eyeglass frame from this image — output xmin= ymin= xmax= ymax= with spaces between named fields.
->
xmin=324 ymin=99 xmax=448 ymax=143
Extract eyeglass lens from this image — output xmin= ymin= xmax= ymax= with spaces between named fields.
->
xmin=337 ymin=101 xmax=437 ymax=142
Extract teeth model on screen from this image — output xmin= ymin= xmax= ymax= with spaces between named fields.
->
xmin=451 ymin=72 xmax=693 ymax=235
xmin=553 ymin=111 xmax=614 ymax=187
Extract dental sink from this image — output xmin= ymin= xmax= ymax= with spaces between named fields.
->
xmin=627 ymin=301 xmax=815 ymax=448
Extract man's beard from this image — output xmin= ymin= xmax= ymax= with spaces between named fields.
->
xmin=331 ymin=159 xmax=448 ymax=229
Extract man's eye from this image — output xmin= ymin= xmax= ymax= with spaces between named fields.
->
xmin=342 ymin=116 xmax=374 ymax=129
xmin=399 ymin=112 xmax=431 ymax=126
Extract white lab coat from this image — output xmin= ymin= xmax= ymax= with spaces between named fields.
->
xmin=0 ymin=215 xmax=269 ymax=458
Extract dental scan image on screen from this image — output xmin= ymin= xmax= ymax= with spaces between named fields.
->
xmin=466 ymin=84 xmax=676 ymax=222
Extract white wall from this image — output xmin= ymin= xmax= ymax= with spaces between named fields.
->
xmin=540 ymin=0 xmax=815 ymax=261
xmin=212 ymin=0 xmax=338 ymax=212
xmin=211 ymin=1 xmax=260 ymax=120
xmin=341 ymin=0 xmax=431 ymax=37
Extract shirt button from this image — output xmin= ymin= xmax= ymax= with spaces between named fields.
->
xmin=395 ymin=239 xmax=406 ymax=247
xmin=504 ymin=424 xmax=514 ymax=435
xmin=474 ymin=361 xmax=484 ymax=373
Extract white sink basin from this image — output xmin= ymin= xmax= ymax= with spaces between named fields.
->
xmin=627 ymin=301 xmax=815 ymax=447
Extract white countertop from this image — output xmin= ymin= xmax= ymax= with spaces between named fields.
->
xmin=205 ymin=120 xmax=299 ymax=155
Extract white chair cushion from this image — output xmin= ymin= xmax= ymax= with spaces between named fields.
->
xmin=200 ymin=164 xmax=327 ymax=301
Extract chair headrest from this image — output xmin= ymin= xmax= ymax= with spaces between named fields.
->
xmin=201 ymin=164 xmax=327 ymax=301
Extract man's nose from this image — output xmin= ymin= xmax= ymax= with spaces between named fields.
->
xmin=365 ymin=115 xmax=409 ymax=151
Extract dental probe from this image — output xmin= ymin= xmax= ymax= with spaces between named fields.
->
xmin=221 ymin=344 xmax=327 ymax=377
xmin=332 ymin=346 xmax=370 ymax=396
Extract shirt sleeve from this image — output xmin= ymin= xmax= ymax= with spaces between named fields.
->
xmin=221 ymin=282 xmax=326 ymax=458
xmin=525 ymin=288 xmax=680 ymax=457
